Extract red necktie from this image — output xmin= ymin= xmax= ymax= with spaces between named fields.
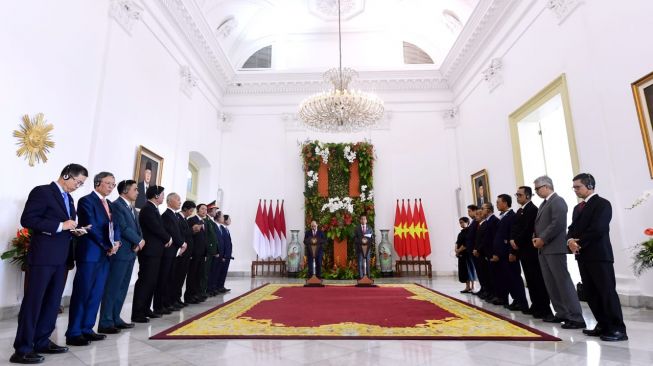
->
xmin=578 ymin=201 xmax=586 ymax=212
xmin=101 ymin=198 xmax=112 ymax=220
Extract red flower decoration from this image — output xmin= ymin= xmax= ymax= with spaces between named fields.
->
xmin=645 ymin=228 xmax=653 ymax=236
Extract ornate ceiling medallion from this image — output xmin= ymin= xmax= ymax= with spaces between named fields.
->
xmin=13 ymin=113 xmax=55 ymax=167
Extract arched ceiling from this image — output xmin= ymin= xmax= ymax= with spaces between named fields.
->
xmin=195 ymin=0 xmax=479 ymax=71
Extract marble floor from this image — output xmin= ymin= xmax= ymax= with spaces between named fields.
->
xmin=1 ymin=276 xmax=652 ymax=366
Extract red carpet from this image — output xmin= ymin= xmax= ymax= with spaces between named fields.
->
xmin=151 ymin=284 xmax=559 ymax=341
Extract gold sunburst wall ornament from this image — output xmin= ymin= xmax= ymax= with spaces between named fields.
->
xmin=13 ymin=113 xmax=55 ymax=167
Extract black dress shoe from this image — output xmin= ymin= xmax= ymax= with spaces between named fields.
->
xmin=507 ymin=302 xmax=525 ymax=311
xmin=9 ymin=352 xmax=44 ymax=364
xmin=583 ymin=326 xmax=603 ymax=337
xmin=83 ymin=331 xmax=107 ymax=341
xmin=490 ymin=297 xmax=506 ymax=306
xmin=66 ymin=336 xmax=91 ymax=346
xmin=35 ymin=341 xmax=68 ymax=354
xmin=184 ymin=297 xmax=199 ymax=304
xmin=146 ymin=311 xmax=162 ymax=318
xmin=131 ymin=316 xmax=149 ymax=323
xmin=175 ymin=301 xmax=187 ymax=308
xmin=98 ymin=326 xmax=121 ymax=334
xmin=561 ymin=320 xmax=587 ymax=329
xmin=117 ymin=322 xmax=135 ymax=329
xmin=600 ymin=330 xmax=628 ymax=342
xmin=542 ymin=315 xmax=566 ymax=323
xmin=521 ymin=308 xmax=533 ymax=315
xmin=168 ymin=304 xmax=182 ymax=311
xmin=153 ymin=308 xmax=171 ymax=316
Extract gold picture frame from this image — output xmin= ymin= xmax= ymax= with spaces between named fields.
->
xmin=133 ymin=145 xmax=164 ymax=208
xmin=471 ymin=169 xmax=491 ymax=207
xmin=632 ymin=71 xmax=653 ymax=178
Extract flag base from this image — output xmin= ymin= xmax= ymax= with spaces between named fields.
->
xmin=304 ymin=275 xmax=324 ymax=287
xmin=356 ymin=276 xmax=376 ymax=287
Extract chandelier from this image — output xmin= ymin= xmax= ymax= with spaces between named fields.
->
xmin=298 ymin=0 xmax=384 ymax=132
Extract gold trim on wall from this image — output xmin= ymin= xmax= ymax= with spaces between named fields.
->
xmin=508 ymin=74 xmax=580 ymax=186
xmin=631 ymin=71 xmax=653 ymax=179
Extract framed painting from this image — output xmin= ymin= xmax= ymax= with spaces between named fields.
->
xmin=632 ymin=71 xmax=653 ymax=178
xmin=471 ymin=169 xmax=491 ymax=207
xmin=133 ymin=146 xmax=164 ymax=208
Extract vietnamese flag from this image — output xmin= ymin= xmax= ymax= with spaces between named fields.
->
xmin=412 ymin=199 xmax=422 ymax=258
xmin=400 ymin=199 xmax=408 ymax=258
xmin=419 ymin=199 xmax=431 ymax=258
xmin=393 ymin=200 xmax=404 ymax=257
xmin=406 ymin=200 xmax=417 ymax=258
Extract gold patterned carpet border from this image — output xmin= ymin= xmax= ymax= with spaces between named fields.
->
xmin=151 ymin=284 xmax=559 ymax=341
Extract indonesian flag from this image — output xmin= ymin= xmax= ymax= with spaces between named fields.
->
xmin=419 ymin=199 xmax=431 ymax=258
xmin=267 ymin=200 xmax=276 ymax=258
xmin=279 ymin=200 xmax=287 ymax=259
xmin=393 ymin=200 xmax=404 ymax=257
xmin=253 ymin=200 xmax=269 ymax=258
xmin=272 ymin=200 xmax=282 ymax=258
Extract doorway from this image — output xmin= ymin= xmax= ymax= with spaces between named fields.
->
xmin=509 ymin=74 xmax=581 ymax=283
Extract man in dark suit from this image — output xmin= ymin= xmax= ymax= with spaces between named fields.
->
xmin=172 ymin=201 xmax=195 ymax=307
xmin=303 ymin=220 xmax=326 ymax=278
xmin=354 ymin=215 xmax=374 ymax=278
xmin=216 ymin=214 xmax=233 ymax=293
xmin=131 ymin=186 xmax=171 ymax=323
xmin=533 ymin=175 xmax=585 ymax=329
xmin=66 ymin=172 xmax=121 ymax=346
xmin=489 ymin=194 xmax=528 ymax=309
xmin=473 ymin=203 xmax=498 ymax=301
xmin=98 ymin=180 xmax=142 ymax=334
xmin=135 ymin=161 xmax=152 ymax=209
xmin=207 ymin=210 xmax=224 ymax=296
xmin=155 ymin=193 xmax=187 ymax=314
xmin=510 ymin=186 xmax=552 ymax=319
xmin=204 ymin=203 xmax=220 ymax=296
xmin=11 ymin=164 xmax=88 ymax=364
xmin=567 ymin=174 xmax=627 ymax=341
xmin=185 ymin=204 xmax=208 ymax=304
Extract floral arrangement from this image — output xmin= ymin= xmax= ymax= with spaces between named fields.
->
xmin=633 ymin=228 xmax=653 ymax=276
xmin=1 ymin=228 xmax=31 ymax=270
xmin=343 ymin=145 xmax=356 ymax=163
xmin=360 ymin=185 xmax=373 ymax=202
xmin=306 ymin=170 xmax=318 ymax=188
xmin=315 ymin=143 xmax=330 ymax=164
xmin=321 ymin=197 xmax=354 ymax=214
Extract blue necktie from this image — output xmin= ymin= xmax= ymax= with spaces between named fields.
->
xmin=62 ymin=192 xmax=71 ymax=218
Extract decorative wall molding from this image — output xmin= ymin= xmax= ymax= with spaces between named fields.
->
xmin=109 ymin=0 xmax=143 ymax=35
xmin=443 ymin=108 xmax=459 ymax=129
xmin=216 ymin=16 xmax=238 ymax=38
xmin=482 ymin=58 xmax=503 ymax=92
xmin=217 ymin=111 xmax=232 ymax=131
xmin=545 ymin=0 xmax=582 ymax=24
xmin=179 ymin=65 xmax=198 ymax=98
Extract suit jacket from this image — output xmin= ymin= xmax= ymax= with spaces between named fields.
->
xmin=177 ymin=212 xmax=194 ymax=257
xmin=567 ymin=195 xmax=614 ymax=262
xmin=187 ymin=215 xmax=207 ymax=257
xmin=510 ymin=201 xmax=538 ymax=256
xmin=162 ymin=208 xmax=184 ymax=258
xmin=138 ymin=201 xmax=170 ymax=257
xmin=475 ymin=215 xmax=498 ymax=257
xmin=135 ymin=181 xmax=148 ymax=209
xmin=20 ymin=182 xmax=76 ymax=266
xmin=492 ymin=210 xmax=515 ymax=259
xmin=534 ymin=192 xmax=568 ymax=254
xmin=213 ymin=222 xmax=225 ymax=257
xmin=76 ymin=192 xmax=120 ymax=262
xmin=465 ymin=220 xmax=478 ymax=250
xmin=204 ymin=218 xmax=219 ymax=256
xmin=303 ymin=229 xmax=326 ymax=256
xmin=354 ymin=224 xmax=374 ymax=255
xmin=110 ymin=197 xmax=141 ymax=261
xmin=222 ymin=225 xmax=233 ymax=259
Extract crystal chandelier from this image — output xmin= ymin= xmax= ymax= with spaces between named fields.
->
xmin=298 ymin=0 xmax=384 ymax=132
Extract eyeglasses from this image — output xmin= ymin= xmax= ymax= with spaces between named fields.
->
xmin=515 ymin=193 xmax=525 ymax=197
xmin=102 ymin=181 xmax=117 ymax=188
xmin=71 ymin=176 xmax=84 ymax=187
xmin=572 ymin=185 xmax=583 ymax=190
xmin=534 ymin=185 xmax=546 ymax=191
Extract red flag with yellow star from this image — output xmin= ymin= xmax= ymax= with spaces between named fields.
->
xmin=393 ymin=200 xmax=404 ymax=257
xmin=419 ymin=199 xmax=431 ymax=258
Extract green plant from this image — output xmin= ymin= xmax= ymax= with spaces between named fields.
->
xmin=633 ymin=228 xmax=653 ymax=276
xmin=1 ymin=228 xmax=31 ymax=270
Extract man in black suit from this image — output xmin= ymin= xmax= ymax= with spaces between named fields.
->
xmin=217 ymin=214 xmax=233 ymax=293
xmin=131 ymin=186 xmax=171 ymax=323
xmin=11 ymin=164 xmax=88 ymax=364
xmin=171 ymin=201 xmax=195 ymax=308
xmin=303 ymin=220 xmax=326 ymax=278
xmin=185 ymin=203 xmax=208 ymax=304
xmin=155 ymin=193 xmax=187 ymax=314
xmin=567 ymin=173 xmax=628 ymax=341
xmin=510 ymin=186 xmax=552 ymax=319
xmin=354 ymin=215 xmax=374 ymax=278
xmin=473 ymin=203 xmax=498 ymax=301
xmin=207 ymin=209 xmax=224 ymax=296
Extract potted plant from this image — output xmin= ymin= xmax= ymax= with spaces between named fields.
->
xmin=632 ymin=228 xmax=653 ymax=276
xmin=1 ymin=227 xmax=31 ymax=271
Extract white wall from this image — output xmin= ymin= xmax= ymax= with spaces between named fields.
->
xmin=452 ymin=0 xmax=653 ymax=296
xmin=0 ymin=0 xmax=222 ymax=308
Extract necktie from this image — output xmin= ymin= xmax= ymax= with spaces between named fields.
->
xmin=578 ymin=201 xmax=586 ymax=212
xmin=312 ymin=230 xmax=316 ymax=236
xmin=62 ymin=192 xmax=71 ymax=218
xmin=541 ymin=199 xmax=547 ymax=208
xmin=130 ymin=203 xmax=136 ymax=220
xmin=101 ymin=198 xmax=112 ymax=220
xmin=362 ymin=225 xmax=366 ymax=232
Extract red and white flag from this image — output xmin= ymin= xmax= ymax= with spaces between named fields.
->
xmin=279 ymin=200 xmax=287 ymax=259
xmin=267 ymin=200 xmax=276 ymax=258
xmin=252 ymin=200 xmax=269 ymax=258
xmin=272 ymin=200 xmax=282 ymax=258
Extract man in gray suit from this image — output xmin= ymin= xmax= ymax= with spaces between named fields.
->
xmin=532 ymin=176 xmax=585 ymax=329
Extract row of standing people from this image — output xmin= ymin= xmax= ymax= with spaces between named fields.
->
xmin=455 ymin=174 xmax=627 ymax=342
xmin=10 ymin=164 xmax=234 ymax=365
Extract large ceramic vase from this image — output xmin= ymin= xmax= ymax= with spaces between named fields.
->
xmin=378 ymin=229 xmax=393 ymax=273
xmin=286 ymin=230 xmax=301 ymax=274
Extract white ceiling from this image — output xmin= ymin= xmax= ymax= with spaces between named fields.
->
xmin=195 ymin=0 xmax=479 ymax=72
